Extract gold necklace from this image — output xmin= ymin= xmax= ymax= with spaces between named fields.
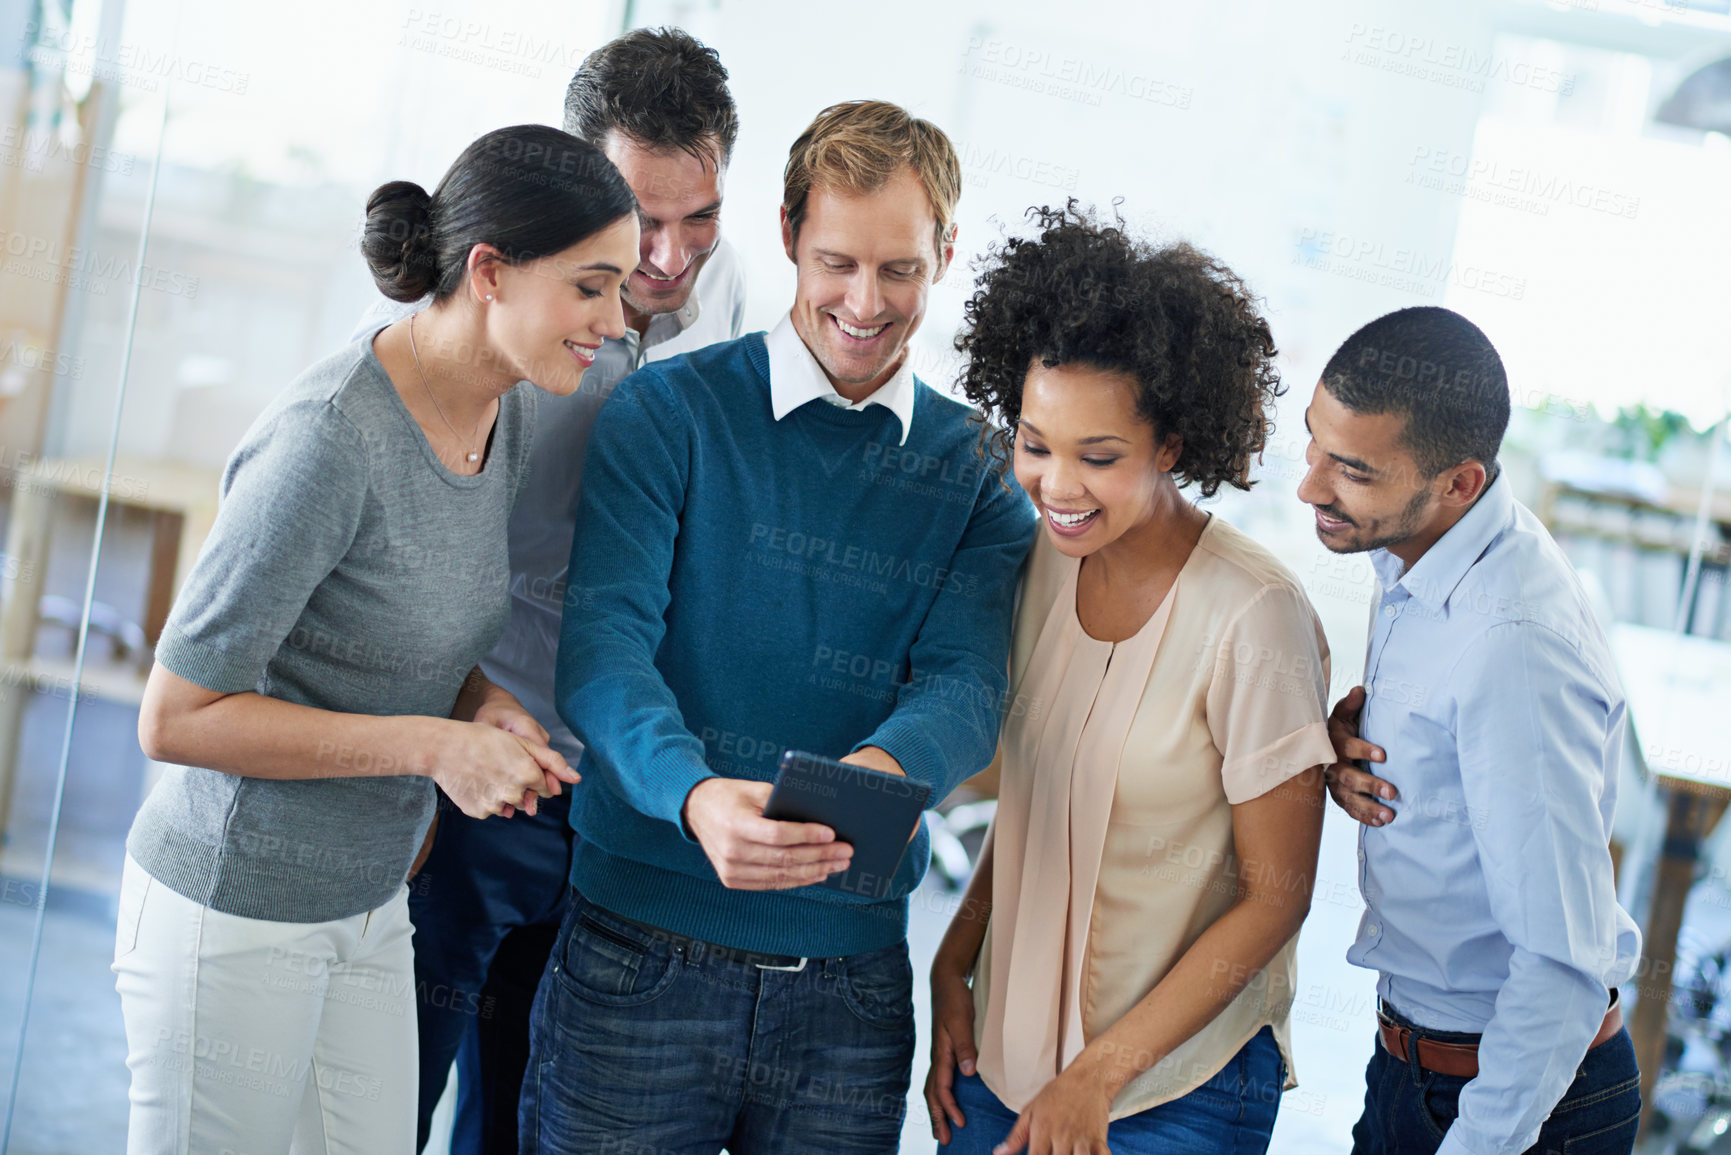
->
xmin=408 ymin=312 xmax=484 ymax=465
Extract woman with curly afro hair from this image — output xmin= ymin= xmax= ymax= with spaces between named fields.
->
xmin=924 ymin=204 xmax=1337 ymax=1155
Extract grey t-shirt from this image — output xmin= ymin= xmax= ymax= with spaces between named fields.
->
xmin=126 ymin=332 xmax=534 ymax=922
xmin=347 ymin=241 xmax=747 ymax=770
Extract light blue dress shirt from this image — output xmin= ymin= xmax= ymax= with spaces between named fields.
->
xmin=1347 ymin=472 xmax=1642 ymax=1155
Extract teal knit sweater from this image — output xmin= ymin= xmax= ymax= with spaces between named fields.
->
xmin=556 ymin=332 xmax=1035 ymax=957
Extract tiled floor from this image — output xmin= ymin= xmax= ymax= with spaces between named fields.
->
xmin=0 ymin=889 xmax=133 ymax=1154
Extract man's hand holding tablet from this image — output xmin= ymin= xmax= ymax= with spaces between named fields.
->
xmin=681 ymin=746 xmax=913 ymax=891
xmin=682 ymin=777 xmax=854 ymax=890
xmin=762 ymin=749 xmax=932 ymax=897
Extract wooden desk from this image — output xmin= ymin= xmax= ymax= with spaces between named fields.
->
xmin=1613 ymin=623 xmax=1731 ymax=1136
xmin=0 ymin=455 xmax=219 ymax=844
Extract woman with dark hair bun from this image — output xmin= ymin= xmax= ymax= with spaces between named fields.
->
xmin=924 ymin=204 xmax=1336 ymax=1154
xmin=112 ymin=124 xmax=637 ymax=1153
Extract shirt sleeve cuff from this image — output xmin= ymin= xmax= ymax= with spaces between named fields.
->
xmin=154 ymin=626 xmax=267 ymax=696
xmin=1220 ymin=721 xmax=1335 ymax=805
xmin=853 ymin=718 xmax=948 ymax=795
xmin=679 ymin=782 xmax=720 ymax=843
xmin=658 ymin=765 xmax=718 ymax=844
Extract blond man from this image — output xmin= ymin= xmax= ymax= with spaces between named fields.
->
xmin=515 ymin=101 xmax=1035 ymax=1154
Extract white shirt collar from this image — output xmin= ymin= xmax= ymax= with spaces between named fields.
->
xmin=625 ymin=275 xmax=704 ymax=363
xmin=645 ymin=285 xmax=702 ymax=342
xmin=764 ymin=312 xmax=916 ymax=446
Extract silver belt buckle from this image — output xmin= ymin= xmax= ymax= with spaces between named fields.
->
xmin=756 ymin=957 xmax=809 ymax=972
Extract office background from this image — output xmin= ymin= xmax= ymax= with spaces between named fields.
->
xmin=0 ymin=0 xmax=1728 ymax=1150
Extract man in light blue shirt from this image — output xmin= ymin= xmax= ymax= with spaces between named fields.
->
xmin=1299 ymin=306 xmax=1642 ymax=1155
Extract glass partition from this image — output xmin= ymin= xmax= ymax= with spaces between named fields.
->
xmin=0 ymin=0 xmax=172 ymax=1145
xmin=0 ymin=1 xmax=613 ymax=1149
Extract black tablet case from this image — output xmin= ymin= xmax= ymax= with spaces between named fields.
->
xmin=761 ymin=750 xmax=933 ymax=899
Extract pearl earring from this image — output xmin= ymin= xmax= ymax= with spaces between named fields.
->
xmin=485 ymin=294 xmax=494 ymax=301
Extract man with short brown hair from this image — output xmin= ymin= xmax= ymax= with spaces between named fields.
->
xmin=518 ymin=101 xmax=1034 ymax=1154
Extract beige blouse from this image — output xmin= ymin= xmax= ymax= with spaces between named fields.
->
xmin=972 ymin=516 xmax=1337 ymax=1119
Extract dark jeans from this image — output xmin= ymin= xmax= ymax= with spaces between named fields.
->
xmin=938 ymin=1026 xmax=1285 ymax=1154
xmin=408 ymin=794 xmax=573 ymax=1153
xmin=520 ymin=889 xmax=916 ymax=1155
xmin=446 ymin=923 xmax=559 ymax=1154
xmin=1350 ymin=1004 xmax=1640 ymax=1155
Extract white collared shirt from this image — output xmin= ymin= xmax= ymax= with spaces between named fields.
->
xmin=763 ymin=311 xmax=916 ymax=446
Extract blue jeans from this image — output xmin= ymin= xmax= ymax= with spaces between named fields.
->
xmin=520 ymin=889 xmax=915 ymax=1154
xmin=1349 ymin=1004 xmax=1640 ymax=1154
xmin=937 ymin=1026 xmax=1285 ymax=1154
xmin=407 ymin=793 xmax=572 ymax=1153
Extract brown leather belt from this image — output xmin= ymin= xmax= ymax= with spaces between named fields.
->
xmin=1377 ymin=991 xmax=1623 ymax=1079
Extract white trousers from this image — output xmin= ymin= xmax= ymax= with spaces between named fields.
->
xmin=111 ymin=854 xmax=417 ymax=1154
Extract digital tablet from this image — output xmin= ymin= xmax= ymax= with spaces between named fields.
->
xmin=761 ymin=749 xmax=932 ymax=899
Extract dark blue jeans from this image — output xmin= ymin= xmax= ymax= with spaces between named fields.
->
xmin=407 ymin=793 xmax=573 ymax=1153
xmin=520 ymin=889 xmax=916 ymax=1155
xmin=937 ymin=1026 xmax=1285 ymax=1154
xmin=1350 ymin=1004 xmax=1640 ymax=1154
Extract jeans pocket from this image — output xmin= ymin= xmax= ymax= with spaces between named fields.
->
xmin=1418 ymin=1072 xmax=1463 ymax=1142
xmin=838 ymin=942 xmax=914 ymax=1031
xmin=1551 ymin=1065 xmax=1641 ymax=1154
xmin=551 ymin=906 xmax=680 ymax=1007
xmin=1559 ymin=1107 xmax=1639 ymax=1154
